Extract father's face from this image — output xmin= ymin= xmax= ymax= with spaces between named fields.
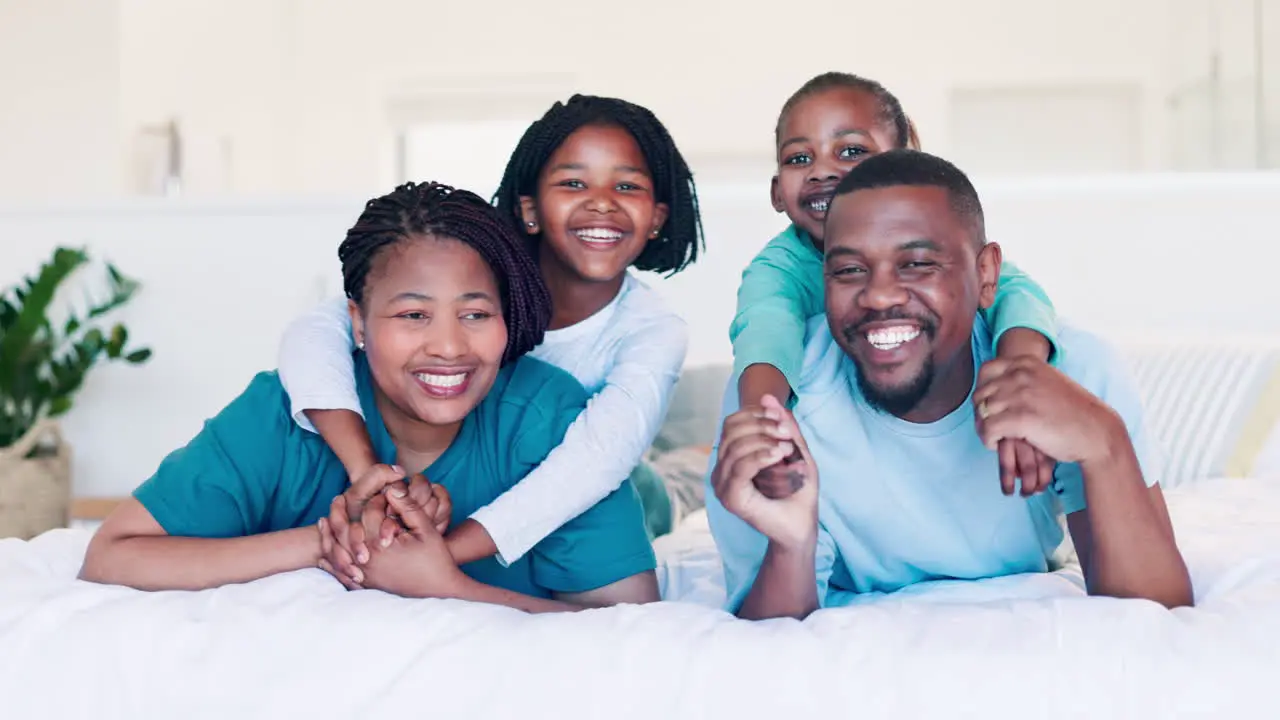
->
xmin=822 ymin=185 xmax=998 ymax=417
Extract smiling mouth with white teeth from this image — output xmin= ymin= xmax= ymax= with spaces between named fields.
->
xmin=414 ymin=370 xmax=471 ymax=398
xmin=573 ymin=228 xmax=626 ymax=246
xmin=866 ymin=326 xmax=922 ymax=351
xmin=805 ymin=196 xmax=832 ymax=214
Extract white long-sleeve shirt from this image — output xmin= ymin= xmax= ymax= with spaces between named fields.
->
xmin=276 ymin=272 xmax=689 ymax=565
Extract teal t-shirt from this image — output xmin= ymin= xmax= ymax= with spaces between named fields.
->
xmin=133 ymin=354 xmax=657 ymax=597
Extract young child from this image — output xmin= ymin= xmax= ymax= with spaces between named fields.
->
xmin=735 ymin=72 xmax=1061 ymax=497
xmin=276 ymin=95 xmax=703 ymax=583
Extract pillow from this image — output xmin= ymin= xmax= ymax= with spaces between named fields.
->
xmin=635 ymin=447 xmax=712 ymax=538
xmin=1116 ymin=337 xmax=1280 ymax=487
xmin=652 ymin=364 xmax=733 ymax=454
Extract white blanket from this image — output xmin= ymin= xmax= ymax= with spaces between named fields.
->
xmin=2 ymin=477 xmax=1278 ymax=720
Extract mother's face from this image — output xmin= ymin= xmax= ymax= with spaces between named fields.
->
xmin=351 ymin=236 xmax=509 ymax=428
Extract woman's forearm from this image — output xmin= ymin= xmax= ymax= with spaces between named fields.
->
xmin=79 ymin=526 xmax=321 ymax=592
xmin=447 ymin=575 xmax=583 ymax=614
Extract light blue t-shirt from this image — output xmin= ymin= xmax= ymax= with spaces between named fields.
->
xmin=705 ymin=316 xmax=1162 ymax=611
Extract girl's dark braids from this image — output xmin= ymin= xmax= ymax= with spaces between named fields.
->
xmin=491 ymin=94 xmax=704 ymax=277
xmin=776 ymin=72 xmax=918 ymax=150
xmin=338 ymin=181 xmax=552 ymax=364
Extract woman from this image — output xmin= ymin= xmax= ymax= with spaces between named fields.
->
xmin=79 ymin=181 xmax=660 ymax=614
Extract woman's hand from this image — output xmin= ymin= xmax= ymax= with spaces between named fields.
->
xmin=359 ymin=486 xmax=468 ymax=600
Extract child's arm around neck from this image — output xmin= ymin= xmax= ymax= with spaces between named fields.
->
xmin=465 ymin=291 xmax=689 ymax=566
xmin=277 ymin=297 xmax=378 ymax=477
xmin=984 ymin=260 xmax=1059 ymax=363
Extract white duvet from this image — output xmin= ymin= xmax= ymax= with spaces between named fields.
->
xmin=2 ymin=477 xmax=1278 ymax=720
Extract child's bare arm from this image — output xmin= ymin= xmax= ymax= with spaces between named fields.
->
xmin=738 ymin=363 xmax=794 ymax=411
xmin=305 ymin=409 xmax=379 ymax=479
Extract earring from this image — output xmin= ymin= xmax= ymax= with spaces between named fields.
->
xmin=357 ymin=341 xmax=365 ymax=351
xmin=526 ymin=221 xmax=537 ymax=228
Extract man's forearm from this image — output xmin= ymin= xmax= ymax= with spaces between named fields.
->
xmin=1079 ymin=437 xmax=1193 ymax=608
xmin=737 ymin=539 xmax=819 ymax=620
xmin=79 ymin=527 xmax=321 ymax=592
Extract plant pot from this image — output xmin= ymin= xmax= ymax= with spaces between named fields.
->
xmin=0 ymin=420 xmax=71 ymax=540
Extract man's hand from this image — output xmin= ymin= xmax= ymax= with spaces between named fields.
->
xmin=359 ymin=484 xmax=468 ymax=600
xmin=712 ymin=394 xmax=819 ymax=549
xmin=973 ymin=357 xmax=1126 ymax=466
xmin=992 ymin=329 xmax=1058 ymax=496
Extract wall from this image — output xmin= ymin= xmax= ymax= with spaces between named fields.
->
xmin=20 ymin=0 xmax=1215 ymax=200
xmin=3 ymin=173 xmax=1280 ymax=499
xmin=7 ymin=1 xmax=1280 ymax=201
xmin=0 ymin=0 xmax=123 ymax=201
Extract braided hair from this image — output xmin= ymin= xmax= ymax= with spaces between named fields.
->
xmin=776 ymin=72 xmax=920 ymax=151
xmin=492 ymin=94 xmax=704 ymax=277
xmin=338 ymin=181 xmax=552 ymax=365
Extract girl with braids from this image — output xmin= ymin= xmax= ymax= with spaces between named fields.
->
xmin=734 ymin=72 xmax=1064 ymax=499
xmin=81 ymin=182 xmax=659 ymax=612
xmin=276 ymin=94 xmax=702 ymax=581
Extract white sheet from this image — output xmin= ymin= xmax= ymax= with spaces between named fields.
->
xmin=2 ymin=477 xmax=1278 ymax=720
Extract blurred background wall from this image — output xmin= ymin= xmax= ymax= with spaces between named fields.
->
xmin=3 ymin=0 xmax=1279 ymax=202
xmin=2 ymin=0 xmax=1279 ymax=500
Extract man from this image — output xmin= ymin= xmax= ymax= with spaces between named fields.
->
xmin=706 ymin=149 xmax=1192 ymax=620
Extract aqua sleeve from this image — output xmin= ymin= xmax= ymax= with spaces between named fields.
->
xmin=132 ymin=372 xmax=289 ymax=538
xmin=521 ymin=378 xmax=658 ymax=594
xmin=729 ymin=234 xmax=825 ymax=390
xmin=983 ymin=260 xmax=1061 ymax=364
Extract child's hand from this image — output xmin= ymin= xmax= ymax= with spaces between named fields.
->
xmin=990 ymin=329 xmax=1056 ymax=496
xmin=361 ymin=487 xmax=468 ymax=600
xmin=713 ymin=394 xmax=820 ymax=550
xmin=379 ymin=474 xmax=452 ymax=545
xmin=341 ymin=463 xmax=408 ymax=567
xmin=429 ymin=482 xmax=452 ymax=534
xmin=997 ymin=438 xmax=1055 ymax=497
xmin=316 ymin=491 xmax=395 ymax=590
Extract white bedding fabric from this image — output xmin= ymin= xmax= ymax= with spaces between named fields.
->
xmin=2 ymin=478 xmax=1279 ymax=720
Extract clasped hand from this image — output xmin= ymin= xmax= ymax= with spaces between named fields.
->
xmin=316 ymin=464 xmax=459 ymax=598
xmin=711 ymin=394 xmax=819 ymax=550
xmin=973 ymin=356 xmax=1125 ymax=475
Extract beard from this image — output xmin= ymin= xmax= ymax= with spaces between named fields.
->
xmin=853 ymin=353 xmax=936 ymax=416
xmin=840 ymin=307 xmax=939 ymax=416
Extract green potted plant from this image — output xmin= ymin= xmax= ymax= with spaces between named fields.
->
xmin=0 ymin=247 xmax=152 ymax=539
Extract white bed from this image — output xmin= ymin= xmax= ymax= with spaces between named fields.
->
xmin=1 ymin=476 xmax=1277 ymax=720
